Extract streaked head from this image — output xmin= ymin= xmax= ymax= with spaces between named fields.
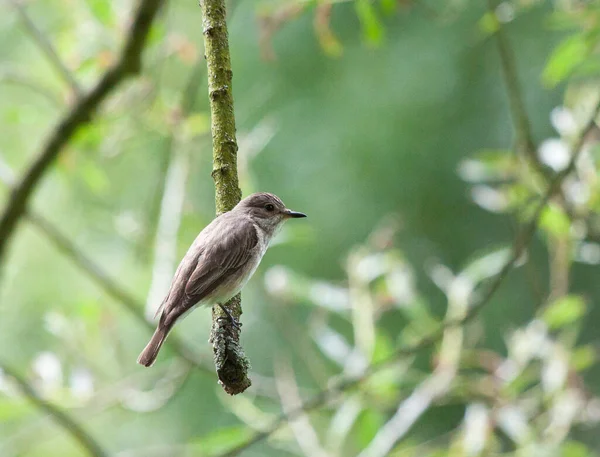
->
xmin=236 ymin=192 xmax=306 ymax=234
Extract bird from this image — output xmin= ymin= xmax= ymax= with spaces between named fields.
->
xmin=137 ymin=192 xmax=306 ymax=367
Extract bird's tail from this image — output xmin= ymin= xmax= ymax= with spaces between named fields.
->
xmin=137 ymin=322 xmax=173 ymax=367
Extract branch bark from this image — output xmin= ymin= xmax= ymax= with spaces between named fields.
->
xmin=199 ymin=0 xmax=251 ymax=395
xmin=0 ymin=0 xmax=166 ymax=275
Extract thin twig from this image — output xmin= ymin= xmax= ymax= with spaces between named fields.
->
xmin=141 ymin=60 xmax=205 ymax=261
xmin=274 ymin=356 xmax=331 ymax=457
xmin=0 ymin=156 xmax=212 ymax=373
xmin=144 ymin=60 xmax=205 ymax=315
xmin=357 ymin=267 xmax=469 ymax=457
xmin=491 ymin=7 xmax=543 ymax=173
xmin=0 ymin=69 xmax=62 ymax=106
xmin=26 ymin=211 xmax=212 ymax=373
xmin=0 ymin=0 xmax=166 ymax=276
xmin=10 ymin=0 xmax=83 ymax=98
xmin=215 ymin=104 xmax=600 ymax=457
xmin=0 ymin=362 xmax=108 ymax=457
xmin=357 ymin=371 xmax=452 ymax=457
xmin=199 ymin=0 xmax=251 ymax=395
xmin=0 ymin=161 xmax=282 ymax=398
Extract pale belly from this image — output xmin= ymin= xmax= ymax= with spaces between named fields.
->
xmin=203 ymin=243 xmax=267 ymax=306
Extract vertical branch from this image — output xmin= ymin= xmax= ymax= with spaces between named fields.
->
xmin=487 ymin=0 xmax=550 ymax=179
xmin=144 ymin=61 xmax=205 ymax=317
xmin=199 ymin=0 xmax=251 ymax=395
xmin=494 ymin=21 xmax=536 ymax=164
xmin=202 ymin=0 xmax=242 ymax=212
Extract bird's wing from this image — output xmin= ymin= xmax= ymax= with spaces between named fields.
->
xmin=162 ymin=216 xmax=258 ymax=325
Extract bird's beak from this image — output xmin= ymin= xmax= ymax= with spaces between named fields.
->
xmin=285 ymin=209 xmax=307 ymax=218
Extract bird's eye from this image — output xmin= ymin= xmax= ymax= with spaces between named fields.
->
xmin=265 ymin=204 xmax=275 ymax=212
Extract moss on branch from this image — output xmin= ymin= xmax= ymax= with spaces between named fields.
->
xmin=199 ymin=0 xmax=251 ymax=395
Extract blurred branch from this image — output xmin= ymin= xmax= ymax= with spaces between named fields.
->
xmin=270 ymin=304 xmax=331 ymax=387
xmin=491 ymin=1 xmax=599 ymax=290
xmin=144 ymin=60 xmax=204 ymax=316
xmin=0 ymin=362 xmax=108 ymax=457
xmin=0 ymin=0 xmax=166 ymax=276
xmin=490 ymin=2 xmax=545 ymax=175
xmin=548 ymin=234 xmax=570 ymax=304
xmin=0 ymin=157 xmax=213 ymax=376
xmin=356 ymin=269 xmax=469 ymax=457
xmin=10 ymin=0 xmax=82 ymax=98
xmin=0 ymin=69 xmax=62 ymax=106
xmin=199 ymin=0 xmax=250 ymax=395
xmin=258 ymin=3 xmax=306 ymax=61
xmin=274 ymin=357 xmax=331 ymax=457
xmin=27 ymin=211 xmax=214 ymax=372
xmin=489 ymin=0 xmax=584 ymax=218
xmin=215 ymin=103 xmax=600 ymax=457
xmin=324 ymin=394 xmax=363 ymax=452
xmin=357 ymin=371 xmax=452 ymax=457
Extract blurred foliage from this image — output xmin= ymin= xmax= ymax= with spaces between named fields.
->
xmin=2 ymin=0 xmax=600 ymax=456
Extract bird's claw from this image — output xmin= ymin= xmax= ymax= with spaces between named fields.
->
xmin=218 ymin=303 xmax=242 ymax=331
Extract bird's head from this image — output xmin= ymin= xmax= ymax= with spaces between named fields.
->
xmin=236 ymin=192 xmax=306 ymax=235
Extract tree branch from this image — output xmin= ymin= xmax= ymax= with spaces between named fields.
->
xmin=491 ymin=9 xmax=543 ymax=173
xmin=25 ymin=211 xmax=214 ymax=371
xmin=215 ymin=104 xmax=600 ymax=457
xmin=10 ymin=0 xmax=83 ymax=98
xmin=0 ymin=362 xmax=108 ymax=457
xmin=199 ymin=0 xmax=250 ymax=395
xmin=144 ymin=60 xmax=205 ymax=316
xmin=0 ymin=0 xmax=166 ymax=275
xmin=0 ymin=69 xmax=63 ymax=106
xmin=0 ymin=157 xmax=213 ymax=374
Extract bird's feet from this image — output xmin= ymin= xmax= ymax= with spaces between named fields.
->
xmin=218 ymin=303 xmax=242 ymax=331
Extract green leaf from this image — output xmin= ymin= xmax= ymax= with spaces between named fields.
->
xmin=571 ymin=345 xmax=596 ymax=371
xmin=355 ymin=0 xmax=384 ymax=46
xmin=561 ymin=441 xmax=592 ymax=457
xmin=354 ymin=408 xmax=385 ymax=448
xmin=84 ymin=0 xmax=115 ymax=26
xmin=0 ymin=398 xmax=31 ymax=422
xmin=539 ymin=204 xmax=571 ymax=237
xmin=148 ymin=23 xmax=166 ymax=47
xmin=372 ymin=331 xmax=394 ymax=364
xmin=542 ymin=295 xmax=586 ymax=329
xmin=76 ymin=300 xmax=101 ymax=323
xmin=396 ymin=297 xmax=439 ymax=342
xmin=502 ymin=366 xmax=538 ymax=397
xmin=182 ymin=113 xmax=210 ymax=139
xmin=187 ymin=426 xmax=253 ymax=456
xmin=543 ymin=34 xmax=590 ymax=87
xmin=380 ymin=0 xmax=396 ymax=16
xmin=478 ymin=12 xmax=500 ymax=36
xmin=3 ymin=107 xmax=21 ymax=124
xmin=81 ymin=161 xmax=110 ymax=195
xmin=459 ymin=149 xmax=516 ymax=183
xmin=72 ymin=123 xmax=104 ymax=150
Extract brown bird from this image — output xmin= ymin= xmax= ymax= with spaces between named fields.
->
xmin=137 ymin=192 xmax=306 ymax=367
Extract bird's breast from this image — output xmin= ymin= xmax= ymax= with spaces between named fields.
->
xmin=208 ymin=225 xmax=269 ymax=304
